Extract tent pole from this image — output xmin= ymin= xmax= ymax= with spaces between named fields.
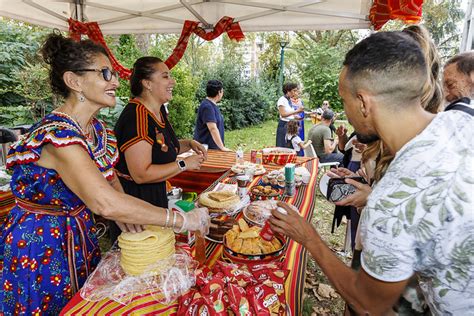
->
xmin=460 ymin=0 xmax=473 ymax=52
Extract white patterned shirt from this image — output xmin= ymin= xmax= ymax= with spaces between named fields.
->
xmin=360 ymin=111 xmax=474 ymax=315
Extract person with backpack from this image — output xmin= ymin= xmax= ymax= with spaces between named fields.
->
xmin=285 ymin=120 xmax=312 ymax=156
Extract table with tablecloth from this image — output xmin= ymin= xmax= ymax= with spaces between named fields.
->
xmin=0 ymin=189 xmax=15 ymax=226
xmin=61 ymin=158 xmax=319 ymax=316
xmin=169 ymin=149 xmax=312 ymax=194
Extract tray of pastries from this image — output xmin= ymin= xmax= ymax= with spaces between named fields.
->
xmin=231 ymin=161 xmax=266 ymax=175
xmin=199 ymin=191 xmax=240 ymax=213
xmin=249 ymin=185 xmax=283 ymax=201
xmin=206 ymin=215 xmax=237 ymax=243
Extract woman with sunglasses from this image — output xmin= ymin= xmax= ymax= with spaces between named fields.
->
xmin=112 ymin=57 xmax=207 ymax=242
xmin=0 ymin=33 xmax=210 ymax=315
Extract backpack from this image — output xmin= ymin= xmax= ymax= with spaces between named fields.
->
xmin=286 ymin=135 xmax=297 ymax=149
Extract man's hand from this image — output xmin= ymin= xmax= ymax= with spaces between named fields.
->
xmin=268 ymin=202 xmax=316 ymax=247
xmin=336 ymin=124 xmax=347 ymax=138
xmin=327 ymin=167 xmax=356 ymax=178
xmin=334 ymin=178 xmax=372 ymax=208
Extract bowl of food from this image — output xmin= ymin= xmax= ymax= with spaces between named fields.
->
xmin=243 ymin=200 xmax=278 ymax=227
xmin=223 ymin=219 xmax=287 ymax=263
xmin=249 ymin=185 xmax=283 ymax=201
xmin=261 ymin=147 xmax=297 ymax=165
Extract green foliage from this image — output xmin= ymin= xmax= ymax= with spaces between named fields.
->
xmin=167 ymin=65 xmax=200 ymax=138
xmin=197 ymin=60 xmax=278 ymax=131
xmin=296 ymin=42 xmax=345 ymax=111
xmin=0 ymin=18 xmax=49 ymax=106
xmin=0 ymin=106 xmax=35 ymax=126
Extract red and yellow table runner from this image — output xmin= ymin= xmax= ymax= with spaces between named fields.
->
xmin=62 ymin=158 xmax=319 ymax=315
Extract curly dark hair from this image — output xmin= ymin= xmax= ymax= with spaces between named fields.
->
xmin=40 ymin=31 xmax=109 ymax=98
xmin=282 ymin=82 xmax=298 ymax=95
xmin=286 ymin=120 xmax=300 ymax=136
xmin=130 ymin=56 xmax=164 ymax=97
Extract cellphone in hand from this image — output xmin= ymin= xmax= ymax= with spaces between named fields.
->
xmin=326 ymin=177 xmax=367 ymax=202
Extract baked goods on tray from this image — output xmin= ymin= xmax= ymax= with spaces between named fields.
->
xmin=231 ymin=161 xmax=266 ymax=175
xmin=199 ymin=191 xmax=240 ymax=213
xmin=207 ymin=215 xmax=237 ymax=242
xmin=224 ymin=219 xmax=283 ymax=255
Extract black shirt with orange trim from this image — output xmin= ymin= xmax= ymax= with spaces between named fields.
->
xmin=114 ymin=99 xmax=180 ymax=208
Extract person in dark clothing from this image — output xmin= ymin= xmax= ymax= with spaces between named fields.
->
xmin=112 ymin=56 xmax=209 ymax=242
xmin=193 ymin=80 xmax=230 ymax=151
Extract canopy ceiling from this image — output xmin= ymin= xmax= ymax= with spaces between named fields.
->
xmin=0 ymin=0 xmax=372 ymax=34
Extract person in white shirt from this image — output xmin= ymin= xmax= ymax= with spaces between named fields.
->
xmin=276 ymin=83 xmax=304 ymax=147
xmin=284 ymin=120 xmax=312 ymax=155
xmin=269 ymin=31 xmax=474 ymax=315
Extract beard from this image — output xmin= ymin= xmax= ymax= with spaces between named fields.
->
xmin=356 ymin=132 xmax=380 ymax=144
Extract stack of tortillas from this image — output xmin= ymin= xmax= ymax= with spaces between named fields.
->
xmin=118 ymin=226 xmax=176 ymax=276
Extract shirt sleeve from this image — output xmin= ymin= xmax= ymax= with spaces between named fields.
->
xmin=323 ymin=127 xmax=332 ymax=140
xmin=116 ymin=103 xmax=154 ymax=153
xmin=292 ymin=136 xmax=302 ymax=150
xmin=201 ymin=102 xmax=217 ymax=124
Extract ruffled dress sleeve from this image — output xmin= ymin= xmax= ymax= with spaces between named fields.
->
xmin=6 ymin=117 xmax=89 ymax=170
xmin=95 ymin=121 xmax=119 ymax=180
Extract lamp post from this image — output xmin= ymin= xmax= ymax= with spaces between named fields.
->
xmin=278 ymin=40 xmax=289 ymax=90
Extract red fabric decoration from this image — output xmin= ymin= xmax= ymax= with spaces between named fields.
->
xmin=369 ymin=0 xmax=424 ymax=30
xmin=68 ymin=18 xmax=132 ymax=80
xmin=67 ymin=16 xmax=244 ymax=79
xmin=164 ymin=16 xmax=244 ymax=69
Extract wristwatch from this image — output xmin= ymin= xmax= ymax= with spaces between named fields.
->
xmin=177 ymin=159 xmax=187 ymax=171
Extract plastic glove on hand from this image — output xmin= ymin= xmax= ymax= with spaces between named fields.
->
xmin=180 ymin=207 xmax=210 ymax=235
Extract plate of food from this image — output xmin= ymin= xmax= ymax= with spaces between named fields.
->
xmin=198 ymin=191 xmax=240 ymax=213
xmin=206 ymin=214 xmax=237 ymax=243
xmin=231 ymin=161 xmax=266 ymax=176
xmin=223 ymin=219 xmax=286 ymax=261
xmin=249 ymin=185 xmax=283 ymax=201
xmin=243 ymin=200 xmax=278 ymax=227
xmin=261 ymin=170 xmax=286 ymax=188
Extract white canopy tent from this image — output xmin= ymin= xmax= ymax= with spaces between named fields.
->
xmin=0 ymin=0 xmax=372 ymax=34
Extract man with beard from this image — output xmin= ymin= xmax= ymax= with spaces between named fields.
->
xmin=269 ymin=31 xmax=473 ymax=315
xmin=443 ymin=51 xmax=474 ymax=115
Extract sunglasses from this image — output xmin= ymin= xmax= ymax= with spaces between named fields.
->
xmin=74 ymin=68 xmax=118 ymax=81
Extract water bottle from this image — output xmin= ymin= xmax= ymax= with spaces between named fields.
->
xmin=236 ymin=147 xmax=244 ymax=164
xmin=284 ymin=163 xmax=296 ymax=196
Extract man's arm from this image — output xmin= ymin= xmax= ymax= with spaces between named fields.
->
xmin=324 ymin=138 xmax=338 ymax=153
xmin=269 ymin=203 xmax=409 ymax=315
xmin=206 ymin=122 xmax=231 ymax=151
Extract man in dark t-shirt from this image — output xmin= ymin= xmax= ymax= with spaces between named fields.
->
xmin=193 ymin=80 xmax=231 ymax=151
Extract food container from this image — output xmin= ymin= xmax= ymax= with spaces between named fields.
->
xmin=222 ymin=235 xmax=287 ymax=265
xmin=262 ymin=147 xmax=297 ymax=165
xmin=242 ymin=200 xmax=278 ymax=227
xmin=249 ymin=185 xmax=283 ymax=201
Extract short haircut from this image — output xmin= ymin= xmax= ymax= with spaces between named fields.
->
xmin=445 ymin=51 xmax=474 ymax=77
xmin=343 ymin=31 xmax=427 ymax=109
xmin=130 ymin=56 xmax=164 ymax=97
xmin=322 ymin=109 xmax=335 ymax=120
xmin=206 ymin=80 xmax=223 ymax=97
xmin=282 ymin=82 xmax=298 ymax=94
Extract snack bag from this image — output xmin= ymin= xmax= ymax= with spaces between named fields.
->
xmin=228 ymin=284 xmax=253 ymax=316
xmin=247 ymin=282 xmax=285 ymax=316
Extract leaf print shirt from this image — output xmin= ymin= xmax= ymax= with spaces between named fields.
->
xmin=359 ymin=111 xmax=474 ymax=315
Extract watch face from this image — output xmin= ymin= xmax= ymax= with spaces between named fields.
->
xmin=178 ymin=160 xmax=186 ymax=169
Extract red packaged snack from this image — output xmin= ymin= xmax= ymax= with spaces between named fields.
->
xmin=247 ymin=282 xmax=284 ymax=316
xmin=202 ymin=283 xmax=228 ymax=316
xmin=249 ymin=262 xmax=283 ymax=273
xmin=201 ymin=276 xmax=226 ymax=295
xmin=195 ymin=265 xmax=214 ymax=288
xmin=252 ymin=268 xmax=289 ymax=284
xmin=228 ymin=284 xmax=253 ymax=316
xmin=178 ymin=290 xmax=210 ymax=316
xmin=215 ymin=261 xmax=255 ymax=287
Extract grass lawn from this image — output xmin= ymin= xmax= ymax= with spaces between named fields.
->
xmin=225 ymin=119 xmax=348 ymax=315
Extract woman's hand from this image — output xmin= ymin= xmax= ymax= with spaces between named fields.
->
xmin=184 ymin=154 xmax=204 ymax=170
xmin=179 ymin=207 xmax=210 ymax=235
xmin=327 ymin=167 xmax=356 ymax=178
xmin=268 ymin=202 xmax=315 ymax=247
xmin=334 ymin=179 xmax=372 ymax=208
xmin=190 ymin=140 xmax=208 ymax=160
xmin=116 ymin=221 xmax=145 ymax=233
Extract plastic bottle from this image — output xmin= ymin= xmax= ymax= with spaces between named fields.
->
xmin=236 ymin=146 xmax=244 ymax=165
xmin=255 ymin=150 xmax=263 ymax=165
